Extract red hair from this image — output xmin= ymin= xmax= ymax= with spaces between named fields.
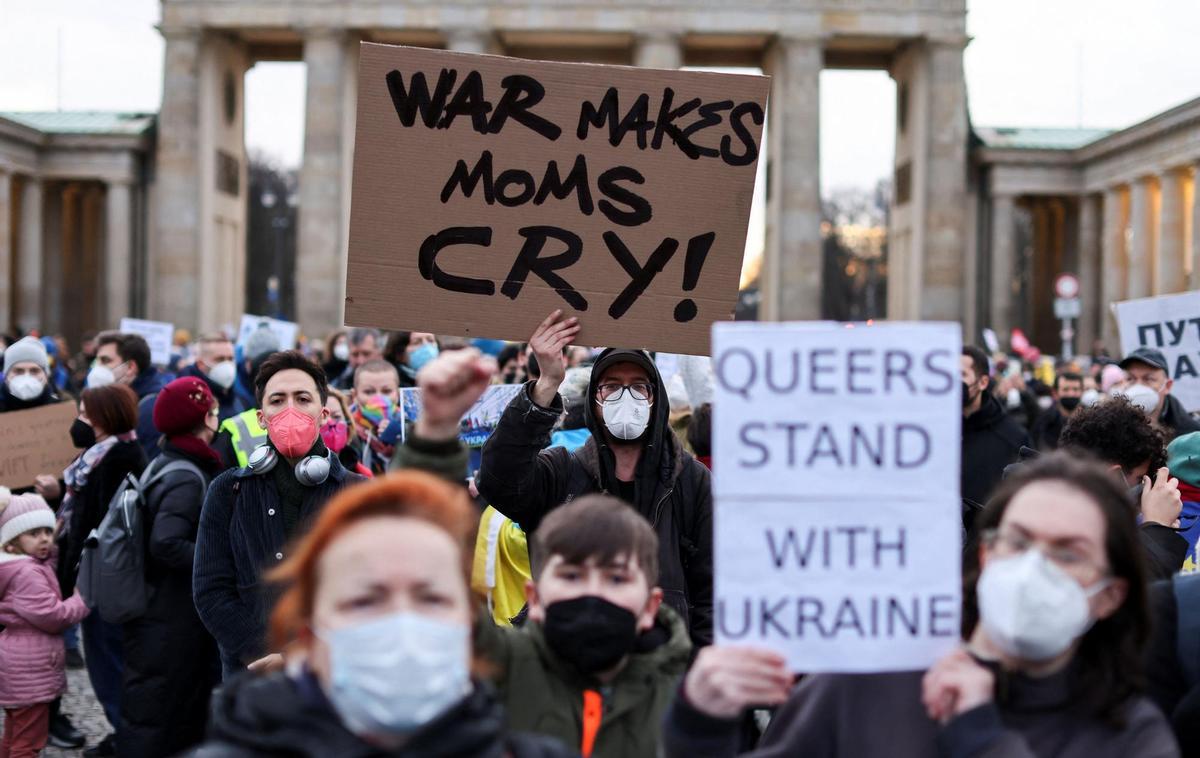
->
xmin=267 ymin=471 xmax=477 ymax=650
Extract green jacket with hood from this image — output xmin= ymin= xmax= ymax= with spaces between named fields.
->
xmin=475 ymin=604 xmax=692 ymax=758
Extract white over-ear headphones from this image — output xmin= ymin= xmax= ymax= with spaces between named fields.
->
xmin=247 ymin=444 xmax=333 ymax=487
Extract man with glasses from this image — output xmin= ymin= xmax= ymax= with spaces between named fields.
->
xmin=478 ymin=310 xmax=714 ymax=645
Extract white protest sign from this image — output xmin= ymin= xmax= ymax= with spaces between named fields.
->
xmin=713 ymin=321 xmax=962 ymax=673
xmin=236 ymin=315 xmax=300 ymax=352
xmin=120 ymin=318 xmax=175 ymax=366
xmin=1114 ymin=291 xmax=1200 ymax=412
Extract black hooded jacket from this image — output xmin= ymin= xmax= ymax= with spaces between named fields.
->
xmin=478 ymin=348 xmax=714 ymax=645
xmin=962 ymin=392 xmax=1031 ymax=506
xmin=190 ymin=671 xmax=574 ymax=758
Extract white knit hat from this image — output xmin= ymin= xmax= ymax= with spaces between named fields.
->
xmin=0 ymin=488 xmax=57 ymax=547
xmin=2 ymin=336 xmax=49 ymax=374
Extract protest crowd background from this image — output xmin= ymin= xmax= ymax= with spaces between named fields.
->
xmin=3 ymin=9 xmax=1200 ymax=758
xmin=2 ymin=306 xmax=1200 ymax=757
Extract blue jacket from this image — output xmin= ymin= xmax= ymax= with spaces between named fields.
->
xmin=132 ymin=368 xmax=172 ymax=460
xmin=193 ymin=455 xmax=360 ymax=674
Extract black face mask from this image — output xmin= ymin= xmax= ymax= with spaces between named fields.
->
xmin=1059 ymin=396 xmax=1082 ymax=412
xmin=542 ymin=595 xmax=639 ymax=675
xmin=70 ymin=418 xmax=96 ymax=449
xmin=962 ymin=381 xmax=975 ymax=408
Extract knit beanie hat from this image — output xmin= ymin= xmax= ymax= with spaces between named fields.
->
xmin=245 ymin=325 xmax=281 ymax=361
xmin=0 ymin=488 xmax=57 ymax=547
xmin=1168 ymin=432 xmax=1200 ymax=488
xmin=154 ymin=376 xmax=215 ymax=436
xmin=3 ymin=336 xmax=50 ymax=374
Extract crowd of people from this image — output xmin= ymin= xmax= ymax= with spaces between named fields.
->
xmin=0 ymin=311 xmax=1198 ymax=757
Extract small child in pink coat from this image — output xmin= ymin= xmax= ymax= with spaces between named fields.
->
xmin=0 ymin=488 xmax=90 ymax=758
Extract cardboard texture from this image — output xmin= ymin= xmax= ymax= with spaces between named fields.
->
xmin=0 ymin=402 xmax=80 ymax=490
xmin=346 ymin=43 xmax=769 ymax=356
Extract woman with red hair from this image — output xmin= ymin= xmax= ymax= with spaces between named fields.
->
xmin=191 ymin=471 xmax=574 ymax=757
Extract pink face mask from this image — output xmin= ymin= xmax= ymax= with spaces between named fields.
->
xmin=267 ymin=406 xmax=319 ymax=459
xmin=320 ymin=419 xmax=350 ymax=453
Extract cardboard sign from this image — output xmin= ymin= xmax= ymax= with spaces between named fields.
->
xmin=0 ymin=402 xmax=80 ymax=490
xmin=346 ymin=44 xmax=769 ymax=356
xmin=712 ymin=322 xmax=963 ymax=673
xmin=1115 ymin=291 xmax=1200 ymax=412
xmin=236 ymin=315 xmax=299 ymax=352
xmin=400 ymin=384 xmax=523 ymax=477
xmin=120 ymin=318 xmax=175 ymax=367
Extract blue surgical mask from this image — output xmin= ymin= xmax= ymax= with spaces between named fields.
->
xmin=320 ymin=612 xmax=470 ymax=736
xmin=408 ymin=342 xmax=439 ymax=372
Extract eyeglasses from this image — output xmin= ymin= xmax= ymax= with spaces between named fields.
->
xmin=981 ymin=527 xmax=1108 ymax=584
xmin=596 ymin=382 xmax=653 ymax=402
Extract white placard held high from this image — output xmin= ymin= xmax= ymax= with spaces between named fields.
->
xmin=712 ymin=321 xmax=962 ymax=673
xmin=1114 ymin=291 xmax=1200 ymax=412
xmin=120 ymin=318 xmax=175 ymax=367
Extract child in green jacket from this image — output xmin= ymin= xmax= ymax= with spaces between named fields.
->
xmin=475 ymin=494 xmax=693 ymax=758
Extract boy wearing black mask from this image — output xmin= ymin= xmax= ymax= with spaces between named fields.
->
xmin=474 ymin=494 xmax=692 ymax=758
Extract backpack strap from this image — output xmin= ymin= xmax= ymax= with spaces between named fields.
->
xmin=1174 ymin=573 xmax=1200 ymax=688
xmin=140 ymin=458 xmax=209 ymax=492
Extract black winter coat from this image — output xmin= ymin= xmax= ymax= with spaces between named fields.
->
xmin=1160 ymin=394 xmax=1200 ymax=442
xmin=1031 ymin=405 xmax=1068 ymax=452
xmin=961 ymin=392 xmax=1032 ymax=507
xmin=0 ymin=382 xmax=61 ymax=414
xmin=120 ymin=443 xmax=222 ymax=758
xmin=478 ymin=349 xmax=714 ymax=645
xmin=189 ymin=671 xmax=576 ymax=758
xmin=57 ymin=439 xmax=148 ymax=596
xmin=193 ymin=452 xmax=361 ymax=673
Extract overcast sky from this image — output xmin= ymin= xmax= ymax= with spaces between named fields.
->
xmin=2 ymin=0 xmax=1197 ymax=192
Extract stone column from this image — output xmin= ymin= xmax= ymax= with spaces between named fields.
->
xmin=1127 ymin=176 xmax=1153 ymax=299
xmin=1076 ymin=193 xmax=1101 ymax=355
xmin=634 ymin=32 xmax=682 ymax=69
xmin=296 ymin=28 xmax=349 ymax=334
xmin=1100 ymin=187 xmax=1126 ymax=348
xmin=1193 ymin=162 xmax=1200 ymax=292
xmin=105 ymin=180 xmax=133 ymax=325
xmin=1157 ymin=167 xmax=1187 ymax=294
xmin=919 ymin=39 xmax=969 ymax=322
xmin=153 ymin=27 xmax=203 ymax=326
xmin=17 ymin=177 xmax=42 ymax=332
xmin=989 ymin=193 xmax=1015 ymax=338
xmin=0 ymin=170 xmax=10 ymax=334
xmin=761 ymin=36 xmax=822 ymax=321
xmin=444 ymin=28 xmax=501 ymax=55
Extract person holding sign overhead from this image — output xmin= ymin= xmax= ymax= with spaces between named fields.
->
xmin=661 ymin=454 xmax=1179 ymax=757
xmin=478 ymin=310 xmax=713 ymax=645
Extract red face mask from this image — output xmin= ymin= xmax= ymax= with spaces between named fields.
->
xmin=267 ymin=406 xmax=319 ymax=459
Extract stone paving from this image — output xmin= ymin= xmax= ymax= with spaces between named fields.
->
xmin=0 ymin=664 xmax=110 ymax=757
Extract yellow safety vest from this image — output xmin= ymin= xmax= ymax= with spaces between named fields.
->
xmin=221 ymin=408 xmax=268 ymax=468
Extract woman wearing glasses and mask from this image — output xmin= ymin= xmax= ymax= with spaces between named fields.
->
xmin=191 ymin=472 xmax=574 ymax=758
xmin=664 ymin=452 xmax=1179 ymax=757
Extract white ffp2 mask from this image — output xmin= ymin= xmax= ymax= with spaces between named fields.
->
xmin=977 ymin=549 xmax=1106 ymax=661
xmin=1120 ymin=383 xmax=1160 ymax=416
xmin=601 ymin=392 xmax=651 ymax=440
xmin=6 ymin=374 xmax=46 ymax=401
xmin=207 ymin=360 xmax=237 ymax=390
